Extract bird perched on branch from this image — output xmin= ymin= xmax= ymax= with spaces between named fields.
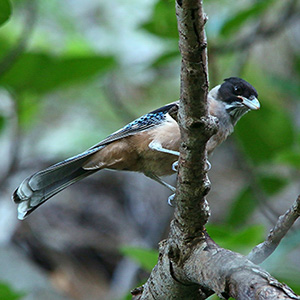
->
xmin=13 ymin=77 xmax=259 ymax=220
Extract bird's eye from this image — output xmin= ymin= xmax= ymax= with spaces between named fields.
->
xmin=234 ymin=86 xmax=242 ymax=95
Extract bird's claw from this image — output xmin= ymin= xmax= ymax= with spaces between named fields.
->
xmin=168 ymin=193 xmax=175 ymax=206
xmin=172 ymin=160 xmax=178 ymax=172
xmin=205 ymin=160 xmax=211 ymax=171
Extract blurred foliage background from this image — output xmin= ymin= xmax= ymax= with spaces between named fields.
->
xmin=0 ymin=0 xmax=299 ymax=299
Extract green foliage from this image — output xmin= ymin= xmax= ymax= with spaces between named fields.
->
xmin=235 ymin=101 xmax=295 ymax=164
xmin=0 ymin=0 xmax=11 ymax=26
xmin=0 ymin=52 xmax=115 ymax=95
xmin=269 ymin=75 xmax=300 ymax=99
xmin=258 ymin=175 xmax=288 ymax=195
xmin=227 ymin=187 xmax=256 ymax=227
xmin=220 ymin=0 xmax=276 ymax=37
xmin=207 ymin=224 xmax=265 ymax=254
xmin=0 ymin=115 xmax=5 ymax=132
xmin=0 ymin=282 xmax=24 ymax=300
xmin=120 ymin=246 xmax=158 ymax=272
xmin=141 ymin=0 xmax=178 ymax=39
xmin=275 ymin=150 xmax=300 ymax=169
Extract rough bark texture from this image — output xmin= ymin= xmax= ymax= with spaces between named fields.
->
xmin=174 ymin=0 xmax=217 ymax=236
xmin=132 ymin=0 xmax=300 ymax=299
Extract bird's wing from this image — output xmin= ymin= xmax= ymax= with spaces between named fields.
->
xmin=89 ymin=101 xmax=179 ymax=149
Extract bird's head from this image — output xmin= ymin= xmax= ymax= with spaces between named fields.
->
xmin=217 ymin=77 xmax=260 ymax=124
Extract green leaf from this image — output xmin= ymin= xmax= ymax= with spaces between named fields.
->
xmin=205 ymin=224 xmax=232 ymax=240
xmin=0 ymin=282 xmax=24 ymax=300
xmin=141 ymin=0 xmax=178 ymax=39
xmin=235 ymin=101 xmax=295 ymax=164
xmin=0 ymin=53 xmax=115 ymax=95
xmin=220 ymin=0 xmax=276 ymax=37
xmin=120 ymin=246 xmax=158 ymax=272
xmin=223 ymin=225 xmax=265 ymax=254
xmin=0 ymin=115 xmax=5 ymax=132
xmin=275 ymin=150 xmax=300 ymax=169
xmin=227 ymin=187 xmax=256 ymax=227
xmin=294 ymin=56 xmax=300 ymax=82
xmin=258 ymin=175 xmax=288 ymax=195
xmin=207 ymin=224 xmax=265 ymax=254
xmin=0 ymin=0 xmax=12 ymax=26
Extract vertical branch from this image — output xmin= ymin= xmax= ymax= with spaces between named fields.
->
xmin=174 ymin=0 xmax=216 ymax=234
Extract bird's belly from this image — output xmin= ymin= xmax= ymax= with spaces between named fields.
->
xmin=127 ymin=123 xmax=181 ymax=176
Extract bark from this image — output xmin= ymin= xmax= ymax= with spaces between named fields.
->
xmin=247 ymin=195 xmax=300 ymax=264
xmin=132 ymin=0 xmax=300 ymax=299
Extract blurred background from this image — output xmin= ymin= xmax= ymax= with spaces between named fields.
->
xmin=0 ymin=0 xmax=299 ymax=299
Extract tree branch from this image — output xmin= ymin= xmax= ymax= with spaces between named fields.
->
xmin=132 ymin=0 xmax=300 ymax=299
xmin=174 ymin=0 xmax=216 ymax=235
xmin=247 ymin=195 xmax=300 ymax=264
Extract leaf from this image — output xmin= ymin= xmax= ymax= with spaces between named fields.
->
xmin=207 ymin=224 xmax=265 ymax=254
xmin=227 ymin=187 xmax=256 ymax=227
xmin=120 ymin=246 xmax=158 ymax=272
xmin=205 ymin=224 xmax=232 ymax=240
xmin=0 ymin=53 xmax=115 ymax=95
xmin=0 ymin=0 xmax=11 ymax=26
xmin=0 ymin=115 xmax=5 ymax=132
xmin=234 ymin=101 xmax=295 ymax=164
xmin=294 ymin=56 xmax=300 ymax=83
xmin=275 ymin=150 xmax=300 ymax=169
xmin=0 ymin=282 xmax=24 ymax=300
xmin=220 ymin=0 xmax=276 ymax=37
xmin=141 ymin=0 xmax=178 ymax=39
xmin=258 ymin=175 xmax=288 ymax=195
xmin=223 ymin=225 xmax=265 ymax=254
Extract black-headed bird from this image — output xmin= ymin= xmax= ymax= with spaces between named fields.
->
xmin=13 ymin=77 xmax=260 ymax=219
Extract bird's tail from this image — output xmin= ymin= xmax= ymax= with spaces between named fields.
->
xmin=12 ymin=147 xmax=103 ymax=220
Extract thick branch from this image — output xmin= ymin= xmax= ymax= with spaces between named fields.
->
xmin=174 ymin=0 xmax=217 ymax=236
xmin=134 ymin=230 xmax=300 ymax=300
xmin=247 ymin=195 xmax=300 ymax=264
xmin=180 ymin=233 xmax=299 ymax=300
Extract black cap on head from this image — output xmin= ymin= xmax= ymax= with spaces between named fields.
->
xmin=218 ymin=77 xmax=258 ymax=103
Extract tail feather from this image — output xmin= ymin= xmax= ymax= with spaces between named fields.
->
xmin=13 ymin=147 xmax=103 ymax=220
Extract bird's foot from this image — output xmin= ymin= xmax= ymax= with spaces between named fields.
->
xmin=172 ymin=160 xmax=178 ymax=172
xmin=205 ymin=159 xmax=211 ymax=171
xmin=168 ymin=193 xmax=175 ymax=206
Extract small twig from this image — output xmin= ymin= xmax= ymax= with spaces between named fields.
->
xmin=247 ymin=195 xmax=300 ymax=264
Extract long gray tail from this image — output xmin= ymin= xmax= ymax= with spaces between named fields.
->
xmin=12 ymin=147 xmax=102 ymax=220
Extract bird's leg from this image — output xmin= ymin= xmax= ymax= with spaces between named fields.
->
xmin=148 ymin=141 xmax=180 ymax=156
xmin=206 ymin=160 xmax=211 ymax=171
xmin=167 ymin=194 xmax=175 ymax=207
xmin=172 ymin=160 xmax=178 ymax=172
xmin=149 ymin=141 xmax=180 ymax=173
xmin=145 ymin=172 xmax=176 ymax=192
xmin=148 ymin=141 xmax=179 ymax=205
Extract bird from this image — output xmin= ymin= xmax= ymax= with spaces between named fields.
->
xmin=13 ymin=77 xmax=260 ymax=220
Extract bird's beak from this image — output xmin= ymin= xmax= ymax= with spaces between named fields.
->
xmin=238 ymin=95 xmax=260 ymax=110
